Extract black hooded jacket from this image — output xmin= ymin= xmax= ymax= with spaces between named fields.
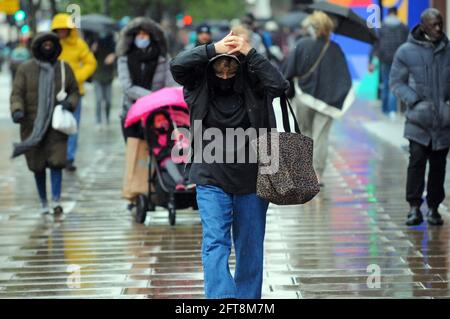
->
xmin=170 ymin=44 xmax=289 ymax=194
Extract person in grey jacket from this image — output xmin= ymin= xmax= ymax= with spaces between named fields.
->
xmin=390 ymin=8 xmax=450 ymax=226
xmin=116 ymin=17 xmax=177 ymax=141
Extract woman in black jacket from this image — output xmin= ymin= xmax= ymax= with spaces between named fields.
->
xmin=170 ymin=32 xmax=289 ymax=299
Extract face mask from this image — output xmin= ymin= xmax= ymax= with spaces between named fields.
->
xmin=214 ymin=77 xmax=235 ymax=93
xmin=135 ymin=38 xmax=150 ymax=49
xmin=39 ymin=45 xmax=57 ymax=61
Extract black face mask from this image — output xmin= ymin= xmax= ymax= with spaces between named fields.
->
xmin=39 ymin=46 xmax=57 ymax=62
xmin=213 ymin=77 xmax=235 ymax=93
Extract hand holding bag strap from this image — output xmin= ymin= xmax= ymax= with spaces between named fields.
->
xmin=297 ymin=41 xmax=330 ymax=82
xmin=56 ymin=61 xmax=67 ymax=102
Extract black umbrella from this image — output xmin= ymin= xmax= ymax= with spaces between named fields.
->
xmin=80 ymin=14 xmax=117 ymax=34
xmin=308 ymin=2 xmax=377 ymax=44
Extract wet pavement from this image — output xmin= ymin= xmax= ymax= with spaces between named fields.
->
xmin=1 ymin=70 xmax=450 ymax=299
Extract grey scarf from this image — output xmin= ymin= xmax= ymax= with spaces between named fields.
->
xmin=12 ymin=60 xmax=56 ymax=158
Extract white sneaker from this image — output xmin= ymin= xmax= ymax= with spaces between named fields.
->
xmin=40 ymin=203 xmax=50 ymax=215
xmin=388 ymin=112 xmax=396 ymax=121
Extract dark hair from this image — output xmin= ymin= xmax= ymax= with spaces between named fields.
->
xmin=212 ymin=56 xmax=239 ymax=76
xmin=420 ymin=8 xmax=442 ymax=24
xmin=387 ymin=7 xmax=398 ymax=15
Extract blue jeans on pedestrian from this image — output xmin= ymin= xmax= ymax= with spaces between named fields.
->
xmin=381 ymin=62 xmax=397 ymax=114
xmin=34 ymin=169 xmax=63 ymax=205
xmin=67 ymin=98 xmax=82 ymax=163
xmin=196 ymin=185 xmax=269 ymax=299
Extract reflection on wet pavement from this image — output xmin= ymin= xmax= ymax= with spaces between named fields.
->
xmin=1 ymin=83 xmax=450 ymax=298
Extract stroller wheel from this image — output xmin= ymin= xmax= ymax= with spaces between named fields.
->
xmin=169 ymin=207 xmax=176 ymax=226
xmin=136 ymin=195 xmax=148 ymax=224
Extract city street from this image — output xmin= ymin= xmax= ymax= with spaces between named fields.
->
xmin=1 ymin=69 xmax=450 ymax=299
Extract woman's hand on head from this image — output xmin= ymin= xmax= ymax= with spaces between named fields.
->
xmin=224 ymin=35 xmax=252 ymax=56
xmin=214 ymin=31 xmax=233 ymax=55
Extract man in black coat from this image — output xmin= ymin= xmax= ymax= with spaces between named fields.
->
xmin=390 ymin=8 xmax=450 ymax=226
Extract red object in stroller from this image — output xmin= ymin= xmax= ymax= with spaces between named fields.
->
xmin=125 ymin=88 xmax=196 ymax=225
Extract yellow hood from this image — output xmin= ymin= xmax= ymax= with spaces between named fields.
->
xmin=50 ymin=13 xmax=97 ymax=95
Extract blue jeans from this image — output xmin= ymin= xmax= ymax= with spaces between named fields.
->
xmin=196 ymin=185 xmax=269 ymax=299
xmin=381 ymin=62 xmax=397 ymax=114
xmin=67 ymin=98 xmax=82 ymax=163
xmin=34 ymin=169 xmax=63 ymax=205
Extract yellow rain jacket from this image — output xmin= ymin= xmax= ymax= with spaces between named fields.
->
xmin=51 ymin=14 xmax=97 ymax=95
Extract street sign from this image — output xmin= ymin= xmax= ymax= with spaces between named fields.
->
xmin=0 ymin=0 xmax=19 ymax=15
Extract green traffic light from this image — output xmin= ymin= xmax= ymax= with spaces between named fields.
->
xmin=20 ymin=24 xmax=30 ymax=33
xmin=15 ymin=10 xmax=26 ymax=22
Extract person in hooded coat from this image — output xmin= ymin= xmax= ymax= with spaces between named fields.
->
xmin=170 ymin=31 xmax=289 ymax=299
xmin=116 ymin=17 xmax=177 ymax=141
xmin=51 ymin=13 xmax=97 ymax=172
xmin=390 ymin=8 xmax=450 ymax=226
xmin=10 ymin=32 xmax=80 ymax=215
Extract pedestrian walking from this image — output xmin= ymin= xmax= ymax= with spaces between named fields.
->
xmin=170 ymin=31 xmax=289 ymax=299
xmin=283 ymin=11 xmax=353 ymax=186
xmin=9 ymin=37 xmax=31 ymax=81
xmin=369 ymin=7 xmax=409 ymax=120
xmin=390 ymin=8 xmax=450 ymax=226
xmin=51 ymin=13 xmax=97 ymax=172
xmin=92 ymin=32 xmax=116 ymax=128
xmin=10 ymin=32 xmax=80 ymax=215
xmin=184 ymin=23 xmax=213 ymax=51
xmin=116 ymin=17 xmax=177 ymax=142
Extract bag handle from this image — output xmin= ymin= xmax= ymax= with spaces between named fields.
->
xmin=280 ymin=96 xmax=301 ymax=134
xmin=268 ymin=95 xmax=301 ymax=134
xmin=56 ymin=60 xmax=67 ymax=102
xmin=297 ymin=41 xmax=330 ymax=82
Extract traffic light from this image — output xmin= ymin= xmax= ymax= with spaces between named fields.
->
xmin=14 ymin=9 xmax=26 ymax=23
xmin=20 ymin=24 xmax=29 ymax=34
xmin=183 ymin=15 xmax=193 ymax=26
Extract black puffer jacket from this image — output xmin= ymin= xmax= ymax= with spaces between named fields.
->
xmin=390 ymin=25 xmax=450 ymax=150
xmin=170 ymin=44 xmax=289 ymax=183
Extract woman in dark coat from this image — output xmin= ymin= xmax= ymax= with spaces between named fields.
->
xmin=116 ymin=17 xmax=177 ymax=141
xmin=170 ymin=32 xmax=289 ymax=299
xmin=10 ymin=32 xmax=80 ymax=215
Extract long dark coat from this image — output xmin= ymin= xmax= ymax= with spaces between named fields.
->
xmin=10 ymin=33 xmax=80 ymax=172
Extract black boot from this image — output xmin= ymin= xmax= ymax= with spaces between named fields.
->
xmin=406 ymin=206 xmax=423 ymax=226
xmin=427 ymin=207 xmax=444 ymax=226
xmin=66 ymin=160 xmax=77 ymax=172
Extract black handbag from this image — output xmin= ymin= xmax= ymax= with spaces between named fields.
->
xmin=253 ymin=96 xmax=320 ymax=205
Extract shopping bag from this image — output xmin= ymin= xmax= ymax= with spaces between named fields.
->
xmin=122 ymin=137 xmax=149 ymax=200
xmin=52 ymin=104 xmax=78 ymax=135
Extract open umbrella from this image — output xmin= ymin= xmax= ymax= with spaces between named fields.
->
xmin=308 ymin=2 xmax=377 ymax=44
xmin=125 ymin=87 xmax=189 ymax=128
xmin=80 ymin=14 xmax=117 ymax=34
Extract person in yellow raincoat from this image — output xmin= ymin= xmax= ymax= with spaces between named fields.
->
xmin=51 ymin=13 xmax=97 ymax=172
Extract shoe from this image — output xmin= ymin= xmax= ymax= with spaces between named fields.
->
xmin=406 ymin=206 xmax=423 ymax=226
xmin=427 ymin=208 xmax=444 ymax=226
xmin=40 ymin=203 xmax=50 ymax=215
xmin=66 ymin=161 xmax=77 ymax=172
xmin=388 ymin=111 xmax=396 ymax=121
xmin=53 ymin=205 xmax=63 ymax=215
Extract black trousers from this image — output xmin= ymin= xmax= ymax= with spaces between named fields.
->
xmin=406 ymin=140 xmax=449 ymax=208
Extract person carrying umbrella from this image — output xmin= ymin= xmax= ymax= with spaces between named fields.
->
xmin=283 ymin=10 xmax=353 ymax=187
